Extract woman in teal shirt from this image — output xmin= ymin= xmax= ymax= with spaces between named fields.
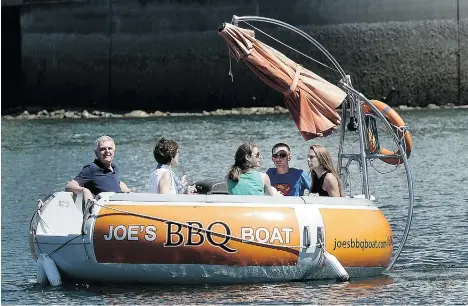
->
xmin=227 ymin=142 xmax=278 ymax=196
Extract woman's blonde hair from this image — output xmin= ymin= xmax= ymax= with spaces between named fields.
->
xmin=309 ymin=144 xmax=343 ymax=196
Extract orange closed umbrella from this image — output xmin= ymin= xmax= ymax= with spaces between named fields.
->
xmin=218 ymin=23 xmax=347 ymax=139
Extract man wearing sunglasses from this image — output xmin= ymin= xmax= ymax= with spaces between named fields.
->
xmin=266 ymin=143 xmax=311 ymax=196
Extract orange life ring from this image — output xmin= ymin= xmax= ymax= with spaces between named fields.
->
xmin=362 ymin=100 xmax=413 ymax=165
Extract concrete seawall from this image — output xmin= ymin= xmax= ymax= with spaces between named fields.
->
xmin=3 ymin=0 xmax=468 ymax=113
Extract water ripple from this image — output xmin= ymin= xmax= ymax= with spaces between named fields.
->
xmin=2 ymin=109 xmax=468 ymax=304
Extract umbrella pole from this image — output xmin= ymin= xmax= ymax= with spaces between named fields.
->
xmin=337 ymin=96 xmax=348 ymax=188
xmin=356 ymin=98 xmax=371 ymax=197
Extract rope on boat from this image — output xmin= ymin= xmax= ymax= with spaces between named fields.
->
xmin=30 ymin=202 xmax=84 ymax=256
xmin=34 ymin=200 xmax=57 ymax=234
xmin=228 ymin=51 xmax=234 ymax=82
xmin=33 ymin=200 xmax=321 ymax=258
xmin=32 ymin=199 xmax=322 ymax=263
xmin=91 ymin=200 xmax=320 ymax=251
xmin=36 ymin=211 xmax=57 ymax=234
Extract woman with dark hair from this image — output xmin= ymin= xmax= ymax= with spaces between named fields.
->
xmin=226 ymin=142 xmax=278 ymax=196
xmin=148 ymin=138 xmax=196 ymax=194
xmin=307 ymin=144 xmax=343 ymax=197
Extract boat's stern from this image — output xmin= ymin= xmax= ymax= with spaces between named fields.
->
xmin=29 ymin=192 xmax=84 ymax=260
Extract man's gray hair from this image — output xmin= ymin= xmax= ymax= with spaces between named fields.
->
xmin=94 ymin=135 xmax=115 ymax=157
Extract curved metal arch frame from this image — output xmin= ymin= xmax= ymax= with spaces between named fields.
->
xmin=231 ymin=15 xmax=414 ymax=271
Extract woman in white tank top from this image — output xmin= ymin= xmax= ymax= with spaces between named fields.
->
xmin=149 ymin=165 xmax=179 ymax=194
xmin=148 ymin=138 xmax=196 ymax=194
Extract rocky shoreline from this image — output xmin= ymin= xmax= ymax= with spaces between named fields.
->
xmin=2 ymin=104 xmax=467 ymax=120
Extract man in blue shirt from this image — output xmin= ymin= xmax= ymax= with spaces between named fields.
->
xmin=266 ymin=143 xmax=311 ymax=196
xmin=65 ymin=135 xmax=130 ymax=201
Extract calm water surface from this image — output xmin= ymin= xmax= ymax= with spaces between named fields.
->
xmin=2 ymin=109 xmax=467 ymax=304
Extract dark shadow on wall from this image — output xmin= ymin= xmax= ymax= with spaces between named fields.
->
xmin=2 ymin=5 xmax=22 ymax=113
xmin=3 ymin=0 xmax=468 ymax=114
xmin=19 ymin=0 xmax=111 ymax=113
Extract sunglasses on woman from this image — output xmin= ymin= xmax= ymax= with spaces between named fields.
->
xmin=251 ymin=152 xmax=261 ymax=158
xmin=272 ymin=152 xmax=288 ymax=159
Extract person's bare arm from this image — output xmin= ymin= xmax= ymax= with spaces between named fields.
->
xmin=65 ymin=179 xmax=82 ymax=194
xmin=261 ymin=173 xmax=282 ymax=196
xmin=323 ymin=174 xmax=341 ymax=197
xmin=65 ymin=179 xmax=93 ymax=201
xmin=120 ymin=181 xmax=131 ymax=193
xmin=159 ymin=171 xmax=173 ymax=194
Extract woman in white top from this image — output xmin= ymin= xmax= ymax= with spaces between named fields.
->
xmin=148 ymin=138 xmax=196 ymax=194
